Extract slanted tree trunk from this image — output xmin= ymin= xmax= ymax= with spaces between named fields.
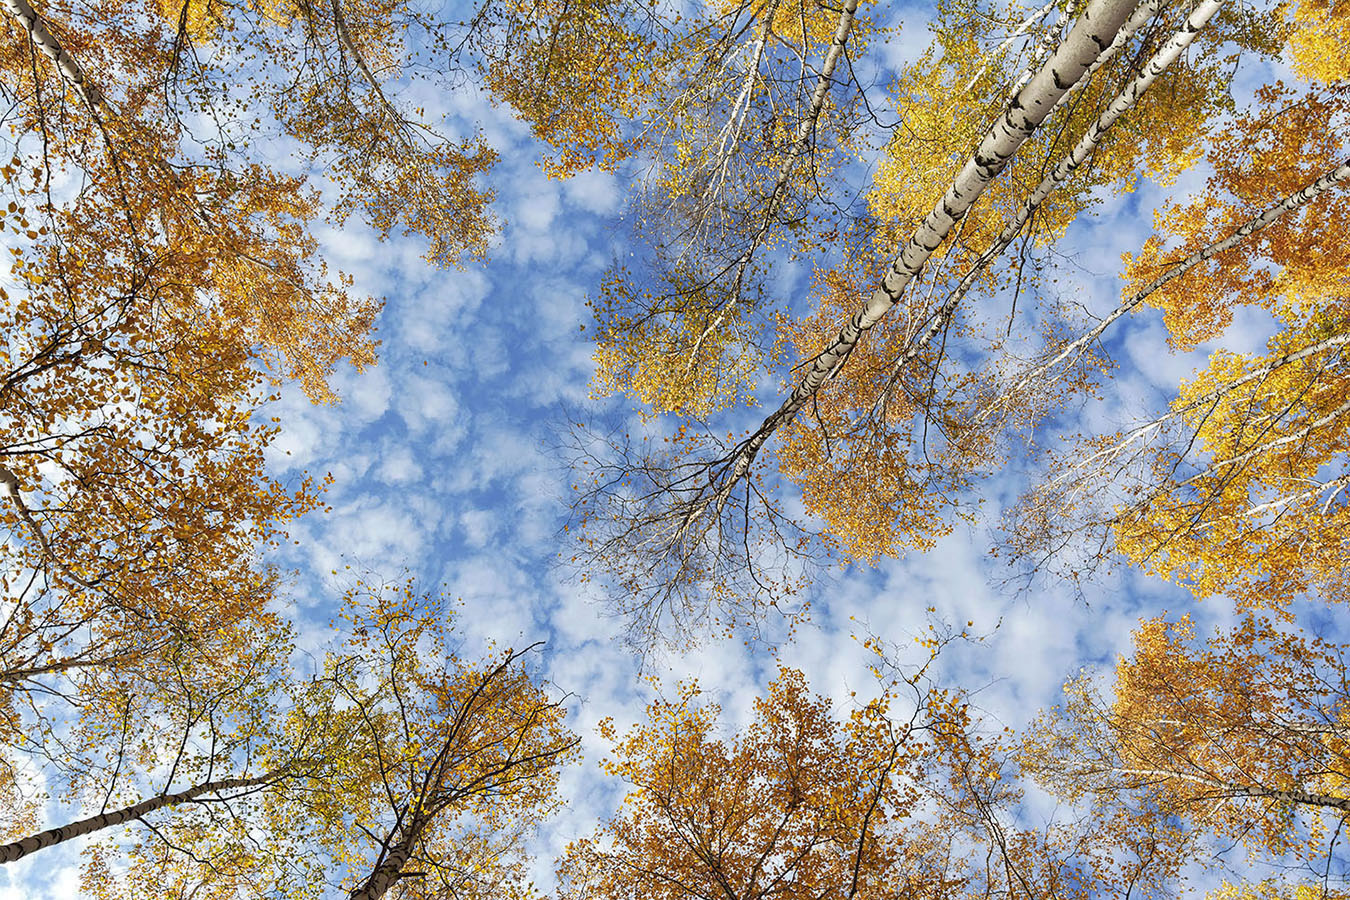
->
xmin=348 ymin=814 xmax=425 ymax=900
xmin=0 ymin=769 xmax=285 ymax=864
xmin=0 ymin=0 xmax=101 ymax=104
xmin=688 ymin=0 xmax=1145 ymax=523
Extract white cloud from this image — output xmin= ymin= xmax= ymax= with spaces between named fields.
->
xmin=375 ymin=444 xmax=424 ymax=486
xmin=562 ymin=168 xmax=622 ymax=216
xmin=515 ymin=181 xmax=561 ymax=233
xmin=458 ymin=508 xmax=497 ymax=548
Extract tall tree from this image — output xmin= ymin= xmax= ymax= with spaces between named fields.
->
xmin=0 ymin=159 xmax=324 ymax=761
xmin=1025 ymin=613 xmax=1350 ymax=883
xmin=561 ymin=649 xmax=1193 ymax=900
xmin=1036 ymin=85 xmax=1350 ymax=608
xmin=583 ymin=0 xmax=880 ymax=420
xmin=558 ymin=665 xmax=960 ymax=900
xmin=568 ymin=0 xmax=1345 ymax=650
xmin=281 ymin=581 xmax=577 ymax=900
xmin=570 ymin=0 xmax=1259 ymax=647
xmin=0 ymin=615 xmax=324 ymax=897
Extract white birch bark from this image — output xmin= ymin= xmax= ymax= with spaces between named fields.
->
xmin=882 ymin=0 xmax=1214 ymax=391
xmin=330 ymin=0 xmax=412 ymax=147
xmin=0 ymin=770 xmax=284 ymax=864
xmin=0 ymin=0 xmax=101 ymax=106
xmin=705 ymin=0 xmax=786 ymax=201
xmin=979 ymin=158 xmax=1350 ymax=428
xmin=348 ymin=816 xmax=422 ymax=900
xmin=1006 ymin=4 xmax=1069 ymax=99
xmin=682 ymin=0 xmax=1143 ymax=529
xmin=1114 ymin=768 xmax=1350 ymax=815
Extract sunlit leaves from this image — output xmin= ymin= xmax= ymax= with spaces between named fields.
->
xmin=1113 ymin=84 xmax=1350 ymax=608
xmin=559 ymin=667 xmax=950 ymax=900
xmin=1031 ymin=615 xmax=1350 ymax=872
xmin=285 ymin=581 xmax=578 ymax=899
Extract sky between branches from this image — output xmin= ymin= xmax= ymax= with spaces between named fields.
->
xmin=2 ymin=0 xmax=1339 ymax=894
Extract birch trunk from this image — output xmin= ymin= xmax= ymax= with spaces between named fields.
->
xmin=800 ymin=0 xmax=1142 ymax=391
xmin=0 ymin=769 xmax=284 ymax=864
xmin=877 ymin=0 xmax=1210 ymax=392
xmin=922 ymin=0 xmax=1219 ymax=348
xmin=1117 ymin=768 xmax=1350 ymax=815
xmin=0 ymin=0 xmax=101 ymax=105
xmin=682 ymin=0 xmax=1143 ymax=527
xmin=348 ymin=817 xmax=422 ymax=900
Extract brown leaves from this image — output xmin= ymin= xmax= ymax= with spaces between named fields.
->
xmin=1031 ymin=614 xmax=1350 ymax=869
xmin=560 ymin=668 xmax=946 ymax=900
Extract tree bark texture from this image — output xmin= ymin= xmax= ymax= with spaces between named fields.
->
xmin=0 ymin=770 xmax=283 ymax=864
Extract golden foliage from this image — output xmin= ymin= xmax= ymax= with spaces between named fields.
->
xmin=777 ymin=266 xmax=972 ymax=561
xmin=482 ymin=0 xmax=662 ymax=178
xmin=558 ymin=667 xmax=956 ymax=900
xmin=1029 ymin=615 xmax=1350 ymax=867
xmin=1123 ymin=85 xmax=1350 ymax=352
xmin=282 ymin=581 xmax=579 ymax=899
xmin=1114 ymin=85 xmax=1350 ymax=608
xmin=590 ymin=265 xmax=766 ymax=418
xmin=1285 ymin=0 xmax=1350 ymax=83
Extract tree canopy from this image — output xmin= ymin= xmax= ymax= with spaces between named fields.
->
xmin=2 ymin=0 xmax=1348 ymax=894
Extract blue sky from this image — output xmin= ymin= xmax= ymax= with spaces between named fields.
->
xmin=241 ymin=51 xmax=1239 ymax=891
xmin=5 ymin=3 xmax=1338 ymax=895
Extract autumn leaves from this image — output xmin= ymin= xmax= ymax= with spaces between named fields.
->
xmin=570 ymin=0 xmax=1350 ymax=894
xmin=2 ymin=0 xmax=1349 ymax=895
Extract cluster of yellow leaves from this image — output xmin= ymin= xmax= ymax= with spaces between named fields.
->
xmin=1032 ymin=615 xmax=1350 ymax=869
xmin=577 ymin=0 xmax=881 ymax=419
xmin=1284 ymin=0 xmax=1350 ymax=84
xmin=713 ymin=0 xmax=849 ymax=46
xmin=0 ymin=164 xmax=321 ymax=752
xmin=1115 ymin=84 xmax=1350 ymax=608
xmin=268 ymin=0 xmax=500 ymax=270
xmin=777 ymin=266 xmax=974 ymax=561
xmin=482 ymin=0 xmax=664 ymax=178
xmin=1114 ymin=325 xmax=1350 ymax=607
xmin=285 ymin=581 xmax=578 ymax=898
xmin=1123 ymin=85 xmax=1349 ymax=352
xmin=590 ymin=266 xmax=766 ymax=418
xmin=560 ymin=668 xmax=957 ymax=900
xmin=1210 ymin=880 xmax=1350 ymax=900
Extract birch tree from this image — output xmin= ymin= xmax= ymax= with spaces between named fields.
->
xmin=571 ymin=0 xmax=1227 ymax=646
xmin=0 ymin=618 xmax=328 ymax=897
xmin=0 ymin=153 xmax=332 ymax=769
xmin=272 ymin=581 xmax=579 ymax=900
xmin=569 ymin=0 xmax=1345 ymax=649
xmin=1008 ymin=81 xmax=1350 ymax=602
xmin=27 ymin=580 xmax=580 ymax=899
xmin=583 ymin=0 xmax=882 ymax=419
xmin=1025 ymin=614 xmax=1350 ymax=883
